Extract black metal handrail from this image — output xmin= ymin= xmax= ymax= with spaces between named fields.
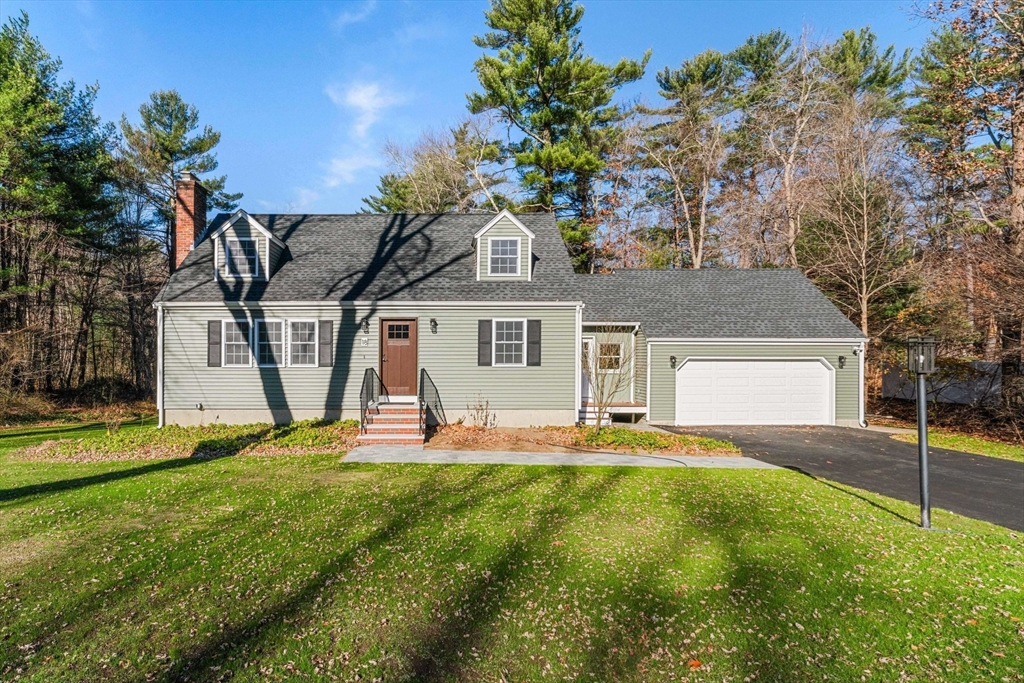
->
xmin=418 ymin=368 xmax=446 ymax=435
xmin=359 ymin=367 xmax=388 ymax=434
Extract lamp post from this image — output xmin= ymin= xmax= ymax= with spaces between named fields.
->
xmin=907 ymin=336 xmax=936 ymax=529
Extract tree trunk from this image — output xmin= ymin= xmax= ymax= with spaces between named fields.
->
xmin=1010 ymin=63 xmax=1024 ymax=256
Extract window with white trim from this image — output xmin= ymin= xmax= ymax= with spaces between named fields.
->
xmin=599 ymin=342 xmax=622 ymax=371
xmin=256 ymin=320 xmax=283 ymax=366
xmin=289 ymin=321 xmax=317 ymax=367
xmin=225 ymin=239 xmax=258 ymax=276
xmin=223 ymin=321 xmax=251 ymax=367
xmin=489 ymin=238 xmax=520 ymax=275
xmin=493 ymin=319 xmax=525 ymax=366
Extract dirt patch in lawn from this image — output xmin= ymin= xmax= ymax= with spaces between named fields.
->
xmin=424 ymin=425 xmax=740 ymax=456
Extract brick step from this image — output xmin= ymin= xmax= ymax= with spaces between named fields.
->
xmin=362 ymin=425 xmax=422 ymax=435
xmin=364 ymin=415 xmax=421 ymax=425
xmin=374 ymin=406 xmax=420 ymax=415
xmin=357 ymin=434 xmax=425 ymax=445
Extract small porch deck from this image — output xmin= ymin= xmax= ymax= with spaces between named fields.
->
xmin=578 ymin=401 xmax=647 ymax=425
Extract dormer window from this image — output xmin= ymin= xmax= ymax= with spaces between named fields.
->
xmin=225 ymin=239 xmax=258 ymax=277
xmin=489 ymin=237 xmax=520 ymax=276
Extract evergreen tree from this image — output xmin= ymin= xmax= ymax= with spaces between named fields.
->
xmin=120 ymin=90 xmax=241 ymax=263
xmin=468 ymin=0 xmax=648 ymax=271
xmin=361 ymin=174 xmax=413 ymax=213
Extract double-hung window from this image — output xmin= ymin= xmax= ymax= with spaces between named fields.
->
xmin=598 ymin=342 xmax=622 ymax=371
xmin=223 ymin=321 xmax=252 ymax=367
xmin=225 ymin=239 xmax=258 ymax=276
xmin=256 ymin=320 xmax=284 ymax=366
xmin=488 ymin=238 xmax=520 ymax=276
xmin=289 ymin=321 xmax=317 ymax=367
xmin=493 ymin=319 xmax=525 ymax=366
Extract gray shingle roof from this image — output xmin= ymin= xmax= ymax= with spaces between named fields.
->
xmin=577 ymin=270 xmax=865 ymax=339
xmin=156 ymin=213 xmax=579 ymax=303
xmin=157 ymin=212 xmax=862 ymax=340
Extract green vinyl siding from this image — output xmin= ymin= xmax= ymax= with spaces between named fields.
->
xmin=268 ymin=240 xmax=284 ymax=277
xmin=647 ymin=342 xmax=861 ymax=424
xmin=582 ymin=325 xmax=642 ymax=405
xmin=162 ymin=303 xmax=576 ymax=416
xmin=634 ymin=327 xmax=647 ymax=405
xmin=478 ymin=218 xmax=531 ymax=281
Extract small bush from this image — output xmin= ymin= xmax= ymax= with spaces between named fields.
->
xmin=579 ymin=427 xmax=737 ymax=454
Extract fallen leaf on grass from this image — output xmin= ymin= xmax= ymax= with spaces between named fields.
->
xmin=687 ymin=658 xmax=701 ymax=670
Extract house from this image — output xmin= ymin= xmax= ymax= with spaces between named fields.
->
xmin=155 ymin=173 xmax=867 ymax=443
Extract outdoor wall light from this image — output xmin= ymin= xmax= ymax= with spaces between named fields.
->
xmin=669 ymin=355 xmax=677 ymax=368
xmin=429 ymin=318 xmax=438 ymax=334
xmin=361 ymin=318 xmax=370 ymax=334
xmin=838 ymin=355 xmax=846 ymax=369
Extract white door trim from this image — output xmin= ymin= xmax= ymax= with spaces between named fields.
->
xmin=675 ymin=356 xmax=835 ymax=426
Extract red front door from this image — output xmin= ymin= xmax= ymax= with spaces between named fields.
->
xmin=380 ymin=319 xmax=417 ymax=395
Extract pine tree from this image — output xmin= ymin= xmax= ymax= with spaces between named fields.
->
xmin=361 ymin=174 xmax=413 ymax=213
xmin=468 ymin=0 xmax=648 ymax=272
xmin=120 ymin=90 xmax=241 ymax=264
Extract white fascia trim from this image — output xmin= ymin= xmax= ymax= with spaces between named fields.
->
xmin=208 ymin=210 xmax=286 ymax=248
xmin=648 ymin=338 xmax=867 ymax=345
xmin=156 ymin=304 xmax=164 ymax=428
xmin=159 ymin=300 xmax=585 ymax=309
xmin=473 ymin=209 xmax=536 ymax=240
xmin=674 ymin=355 xmax=836 ymax=426
xmin=584 ymin=322 xmax=642 ymax=327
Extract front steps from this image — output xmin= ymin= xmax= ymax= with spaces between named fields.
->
xmin=357 ymin=402 xmax=424 ymax=445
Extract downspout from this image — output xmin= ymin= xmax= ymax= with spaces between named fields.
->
xmin=156 ymin=303 xmax=165 ymax=428
xmin=645 ymin=339 xmax=651 ymax=422
xmin=574 ymin=303 xmax=583 ymax=423
xmin=858 ymin=340 xmax=867 ymax=427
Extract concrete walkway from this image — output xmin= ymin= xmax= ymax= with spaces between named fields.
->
xmin=345 ymin=445 xmax=778 ymax=469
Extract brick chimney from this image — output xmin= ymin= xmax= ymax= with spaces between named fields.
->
xmin=171 ymin=171 xmax=207 ymax=272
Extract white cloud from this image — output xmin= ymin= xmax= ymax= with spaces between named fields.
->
xmin=294 ymin=187 xmax=320 ymax=209
xmin=325 ymin=81 xmax=403 ymax=139
xmin=332 ymin=0 xmax=377 ymax=30
xmin=323 ymin=153 xmax=381 ymax=188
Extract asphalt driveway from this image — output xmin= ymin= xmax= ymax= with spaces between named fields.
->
xmin=665 ymin=425 xmax=1024 ymax=531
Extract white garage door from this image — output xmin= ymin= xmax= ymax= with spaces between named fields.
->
xmin=675 ymin=359 xmax=832 ymax=426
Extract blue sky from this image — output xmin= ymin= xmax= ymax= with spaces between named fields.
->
xmin=6 ymin=1 xmax=935 ymax=214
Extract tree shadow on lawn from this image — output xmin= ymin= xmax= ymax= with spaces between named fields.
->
xmin=0 ymin=427 xmax=277 ymax=506
xmin=558 ymin=475 xmax=910 ymax=681
xmin=781 ymin=465 xmax=919 ymax=526
xmin=152 ymin=465 xmax=629 ymax=682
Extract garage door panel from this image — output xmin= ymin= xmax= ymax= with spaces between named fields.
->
xmin=675 ymin=359 xmax=832 ymax=426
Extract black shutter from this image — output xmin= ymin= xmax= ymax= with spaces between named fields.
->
xmin=318 ymin=320 xmax=333 ymax=367
xmin=527 ymin=319 xmax=541 ymax=366
xmin=478 ymin=319 xmax=492 ymax=366
xmin=207 ymin=321 xmax=221 ymax=367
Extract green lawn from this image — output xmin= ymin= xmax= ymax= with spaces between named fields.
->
xmin=1 ymin=429 xmax=1022 ymax=682
xmin=892 ymin=430 xmax=1024 ymax=463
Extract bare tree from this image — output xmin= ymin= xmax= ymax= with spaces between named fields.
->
xmin=581 ymin=330 xmax=636 ymax=431
xmin=800 ymin=97 xmax=918 ymax=338
xmin=382 ymin=116 xmax=510 ymax=214
xmin=749 ymin=37 xmax=826 ymax=267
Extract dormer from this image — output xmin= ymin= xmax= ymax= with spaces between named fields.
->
xmin=208 ymin=210 xmax=286 ymax=281
xmin=474 ymin=210 xmax=536 ymax=282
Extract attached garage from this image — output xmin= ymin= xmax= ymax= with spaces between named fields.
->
xmin=674 ymin=358 xmax=833 ymax=426
xmin=576 ymin=269 xmax=868 ymax=429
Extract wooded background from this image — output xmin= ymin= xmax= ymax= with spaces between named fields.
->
xmin=1 ymin=1 xmax=1020 ymax=429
